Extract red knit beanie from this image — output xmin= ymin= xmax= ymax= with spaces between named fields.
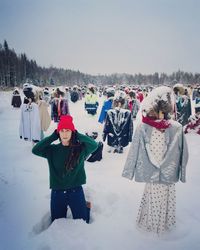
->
xmin=57 ymin=115 xmax=76 ymax=132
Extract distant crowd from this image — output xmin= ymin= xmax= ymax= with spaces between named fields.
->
xmin=11 ymin=82 xmax=200 ymax=149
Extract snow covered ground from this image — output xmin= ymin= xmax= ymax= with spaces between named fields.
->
xmin=0 ymin=90 xmax=200 ymax=250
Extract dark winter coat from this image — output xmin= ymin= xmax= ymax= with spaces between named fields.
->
xmin=11 ymin=90 xmax=22 ymax=107
xmin=70 ymin=91 xmax=79 ymax=102
xmin=176 ymin=95 xmax=191 ymax=126
xmin=103 ymin=108 xmax=133 ymax=147
xmin=87 ymin=142 xmax=103 ymax=162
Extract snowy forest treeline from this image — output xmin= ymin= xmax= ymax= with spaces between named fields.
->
xmin=1 ymin=40 xmax=200 ymax=88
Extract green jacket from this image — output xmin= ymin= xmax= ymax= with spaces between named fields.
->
xmin=32 ymin=131 xmax=98 ymax=189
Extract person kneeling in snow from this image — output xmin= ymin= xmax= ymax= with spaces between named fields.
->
xmin=32 ymin=115 xmax=98 ymax=223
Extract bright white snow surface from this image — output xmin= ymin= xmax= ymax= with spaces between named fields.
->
xmin=0 ymin=90 xmax=200 ymax=250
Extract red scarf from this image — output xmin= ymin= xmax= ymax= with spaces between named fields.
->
xmin=142 ymin=116 xmax=171 ymax=129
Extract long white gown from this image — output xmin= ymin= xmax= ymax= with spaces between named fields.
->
xmin=136 ymin=128 xmax=176 ymax=234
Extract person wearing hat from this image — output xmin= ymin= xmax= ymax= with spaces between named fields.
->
xmin=32 ymin=115 xmax=98 ymax=223
xmin=122 ymin=86 xmax=189 ymax=234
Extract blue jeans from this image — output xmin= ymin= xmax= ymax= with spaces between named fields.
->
xmin=50 ymin=186 xmax=89 ymax=223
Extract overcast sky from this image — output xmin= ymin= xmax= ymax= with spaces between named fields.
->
xmin=0 ymin=0 xmax=200 ymax=75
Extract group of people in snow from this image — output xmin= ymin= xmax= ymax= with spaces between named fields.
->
xmin=13 ymin=81 xmax=200 ymax=235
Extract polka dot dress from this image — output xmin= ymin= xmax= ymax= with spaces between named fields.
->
xmin=136 ymin=128 xmax=176 ymax=234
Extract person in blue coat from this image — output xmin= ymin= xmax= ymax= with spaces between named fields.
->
xmin=98 ymin=87 xmax=115 ymax=123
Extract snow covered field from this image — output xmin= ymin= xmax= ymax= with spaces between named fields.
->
xmin=0 ymin=90 xmax=200 ymax=250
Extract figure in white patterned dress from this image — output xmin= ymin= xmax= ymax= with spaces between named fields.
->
xmin=122 ymin=86 xmax=189 ymax=235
